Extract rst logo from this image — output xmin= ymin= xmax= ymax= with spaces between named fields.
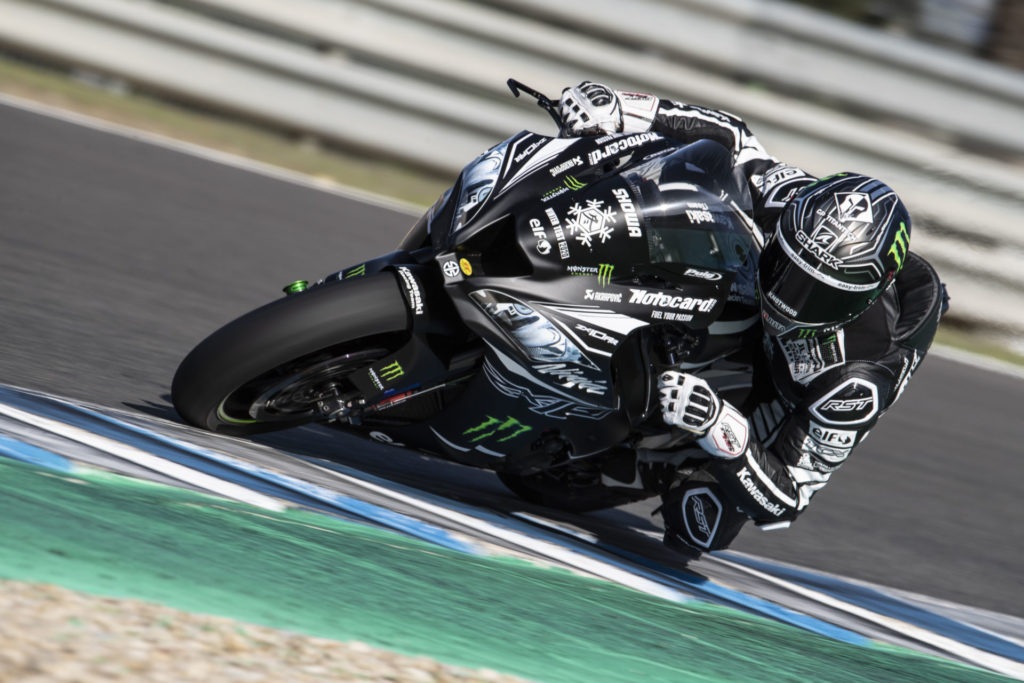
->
xmin=820 ymin=398 xmax=872 ymax=411
xmin=809 ymin=378 xmax=878 ymax=425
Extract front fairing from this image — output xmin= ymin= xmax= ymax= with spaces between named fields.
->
xmin=424 ymin=132 xmax=762 ymax=460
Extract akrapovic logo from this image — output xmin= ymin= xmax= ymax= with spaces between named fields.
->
xmin=585 ymin=289 xmax=622 ymax=303
xmin=629 ymin=289 xmax=717 ymax=312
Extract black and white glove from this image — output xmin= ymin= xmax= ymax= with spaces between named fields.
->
xmin=658 ymin=371 xmax=750 ymax=459
xmin=558 ymin=81 xmax=658 ymax=136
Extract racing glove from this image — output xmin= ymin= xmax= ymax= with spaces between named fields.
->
xmin=658 ymin=371 xmax=750 ymax=459
xmin=558 ymin=81 xmax=658 ymax=136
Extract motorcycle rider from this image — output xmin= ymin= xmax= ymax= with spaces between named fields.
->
xmin=558 ymin=82 xmax=948 ymax=552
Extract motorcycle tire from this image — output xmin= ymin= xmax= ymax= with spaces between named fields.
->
xmin=172 ymin=272 xmax=410 ymax=436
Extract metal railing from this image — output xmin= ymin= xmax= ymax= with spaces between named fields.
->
xmin=1 ymin=0 xmax=1022 ymax=339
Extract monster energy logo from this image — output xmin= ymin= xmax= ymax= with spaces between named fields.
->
xmin=888 ymin=222 xmax=909 ymax=271
xmin=597 ymin=263 xmax=614 ymax=286
xmin=796 ymin=329 xmax=817 ymax=339
xmin=367 ymin=360 xmax=404 ymax=390
xmin=344 ymin=264 xmax=367 ymax=279
xmin=564 ymin=175 xmax=586 ymax=191
xmin=463 ymin=415 xmax=532 ymax=443
xmin=379 ymin=361 xmax=403 ymax=381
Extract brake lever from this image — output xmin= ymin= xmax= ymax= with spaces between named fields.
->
xmin=507 ymin=78 xmax=566 ymax=133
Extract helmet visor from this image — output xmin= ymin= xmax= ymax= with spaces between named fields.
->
xmin=758 ymin=236 xmax=875 ymax=335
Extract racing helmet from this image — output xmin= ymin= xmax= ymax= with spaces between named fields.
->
xmin=758 ymin=173 xmax=911 ymax=336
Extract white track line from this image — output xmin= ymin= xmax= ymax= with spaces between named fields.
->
xmin=0 ymin=402 xmax=285 ymax=511
xmin=309 ymin=462 xmax=690 ymax=603
xmin=716 ymin=556 xmax=1024 ymax=679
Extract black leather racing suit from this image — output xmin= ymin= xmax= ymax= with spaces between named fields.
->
xmin=639 ymin=99 xmax=947 ymax=548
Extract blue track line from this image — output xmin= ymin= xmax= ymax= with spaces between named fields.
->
xmin=308 ymin=457 xmax=870 ymax=646
xmin=0 ymin=386 xmax=477 ymax=555
xmin=603 ymin=544 xmax=871 ymax=645
xmin=0 ymin=384 xmax=988 ymax=653
xmin=719 ymin=552 xmax=1024 ymax=663
xmin=0 ymin=433 xmax=72 ymax=472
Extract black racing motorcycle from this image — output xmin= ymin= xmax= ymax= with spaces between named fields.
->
xmin=171 ymin=81 xmax=763 ymax=511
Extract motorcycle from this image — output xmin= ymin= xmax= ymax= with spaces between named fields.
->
xmin=171 ymin=81 xmax=764 ymax=511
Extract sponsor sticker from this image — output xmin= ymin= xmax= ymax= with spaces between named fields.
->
xmin=584 ymin=289 xmax=623 ymax=303
xmin=367 ymin=360 xmax=405 ymax=391
xmin=683 ymin=487 xmax=722 ymax=549
xmin=459 ymin=258 xmax=473 ymax=276
xmin=612 ymin=187 xmax=642 ymax=238
xmin=440 ymin=256 xmax=462 ymax=281
xmin=779 ymin=331 xmax=845 ymax=384
xmin=684 ymin=267 xmax=722 ymax=281
xmin=808 ymin=378 xmax=879 ymax=425
xmin=566 ymin=199 xmax=617 ymax=248
xmin=545 ymin=207 xmax=570 ymax=260
xmin=586 ymin=132 xmax=660 ymax=166
xmin=737 ymin=466 xmax=786 ymax=517
xmin=463 ymin=415 xmax=533 ymax=444
xmin=629 ymin=289 xmax=717 ymax=312
xmin=549 ymin=156 xmax=583 ymax=177
xmin=808 ymin=420 xmax=857 ymax=448
xmin=395 ymin=266 xmax=424 ymax=316
xmin=801 ymin=435 xmax=852 ymax=464
xmin=706 ymin=407 xmax=748 ymax=458
xmin=529 ymin=218 xmax=552 ymax=256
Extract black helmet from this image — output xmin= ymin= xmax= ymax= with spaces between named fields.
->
xmin=758 ymin=173 xmax=911 ymax=336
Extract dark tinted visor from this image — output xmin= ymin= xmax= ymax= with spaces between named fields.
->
xmin=758 ymin=236 xmax=876 ymax=332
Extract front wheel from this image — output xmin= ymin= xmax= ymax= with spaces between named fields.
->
xmin=172 ymin=273 xmax=410 ymax=435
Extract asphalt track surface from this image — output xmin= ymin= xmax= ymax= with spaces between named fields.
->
xmin=1 ymin=100 xmax=1022 ymax=618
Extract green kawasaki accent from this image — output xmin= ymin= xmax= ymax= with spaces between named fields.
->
xmin=282 ymin=279 xmax=308 ymax=295
xmin=564 ymin=175 xmax=586 ymax=191
xmin=378 ymin=360 xmax=404 ymax=382
xmin=0 ymin=459 xmax=1011 ymax=683
xmin=462 ymin=415 xmax=532 ymax=443
xmin=216 ymin=398 xmax=261 ymax=425
xmin=344 ymin=264 xmax=367 ymax=279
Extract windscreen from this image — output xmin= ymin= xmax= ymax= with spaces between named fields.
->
xmin=623 ymin=143 xmax=761 ymax=301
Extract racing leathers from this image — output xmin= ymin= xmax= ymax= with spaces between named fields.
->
xmin=563 ymin=85 xmax=948 ymax=551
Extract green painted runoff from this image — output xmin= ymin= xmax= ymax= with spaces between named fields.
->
xmin=0 ymin=458 xmax=1010 ymax=682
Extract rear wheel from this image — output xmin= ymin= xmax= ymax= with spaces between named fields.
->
xmin=172 ymin=273 xmax=410 ymax=435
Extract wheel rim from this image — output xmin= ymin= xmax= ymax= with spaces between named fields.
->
xmin=217 ymin=347 xmax=387 ymax=424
